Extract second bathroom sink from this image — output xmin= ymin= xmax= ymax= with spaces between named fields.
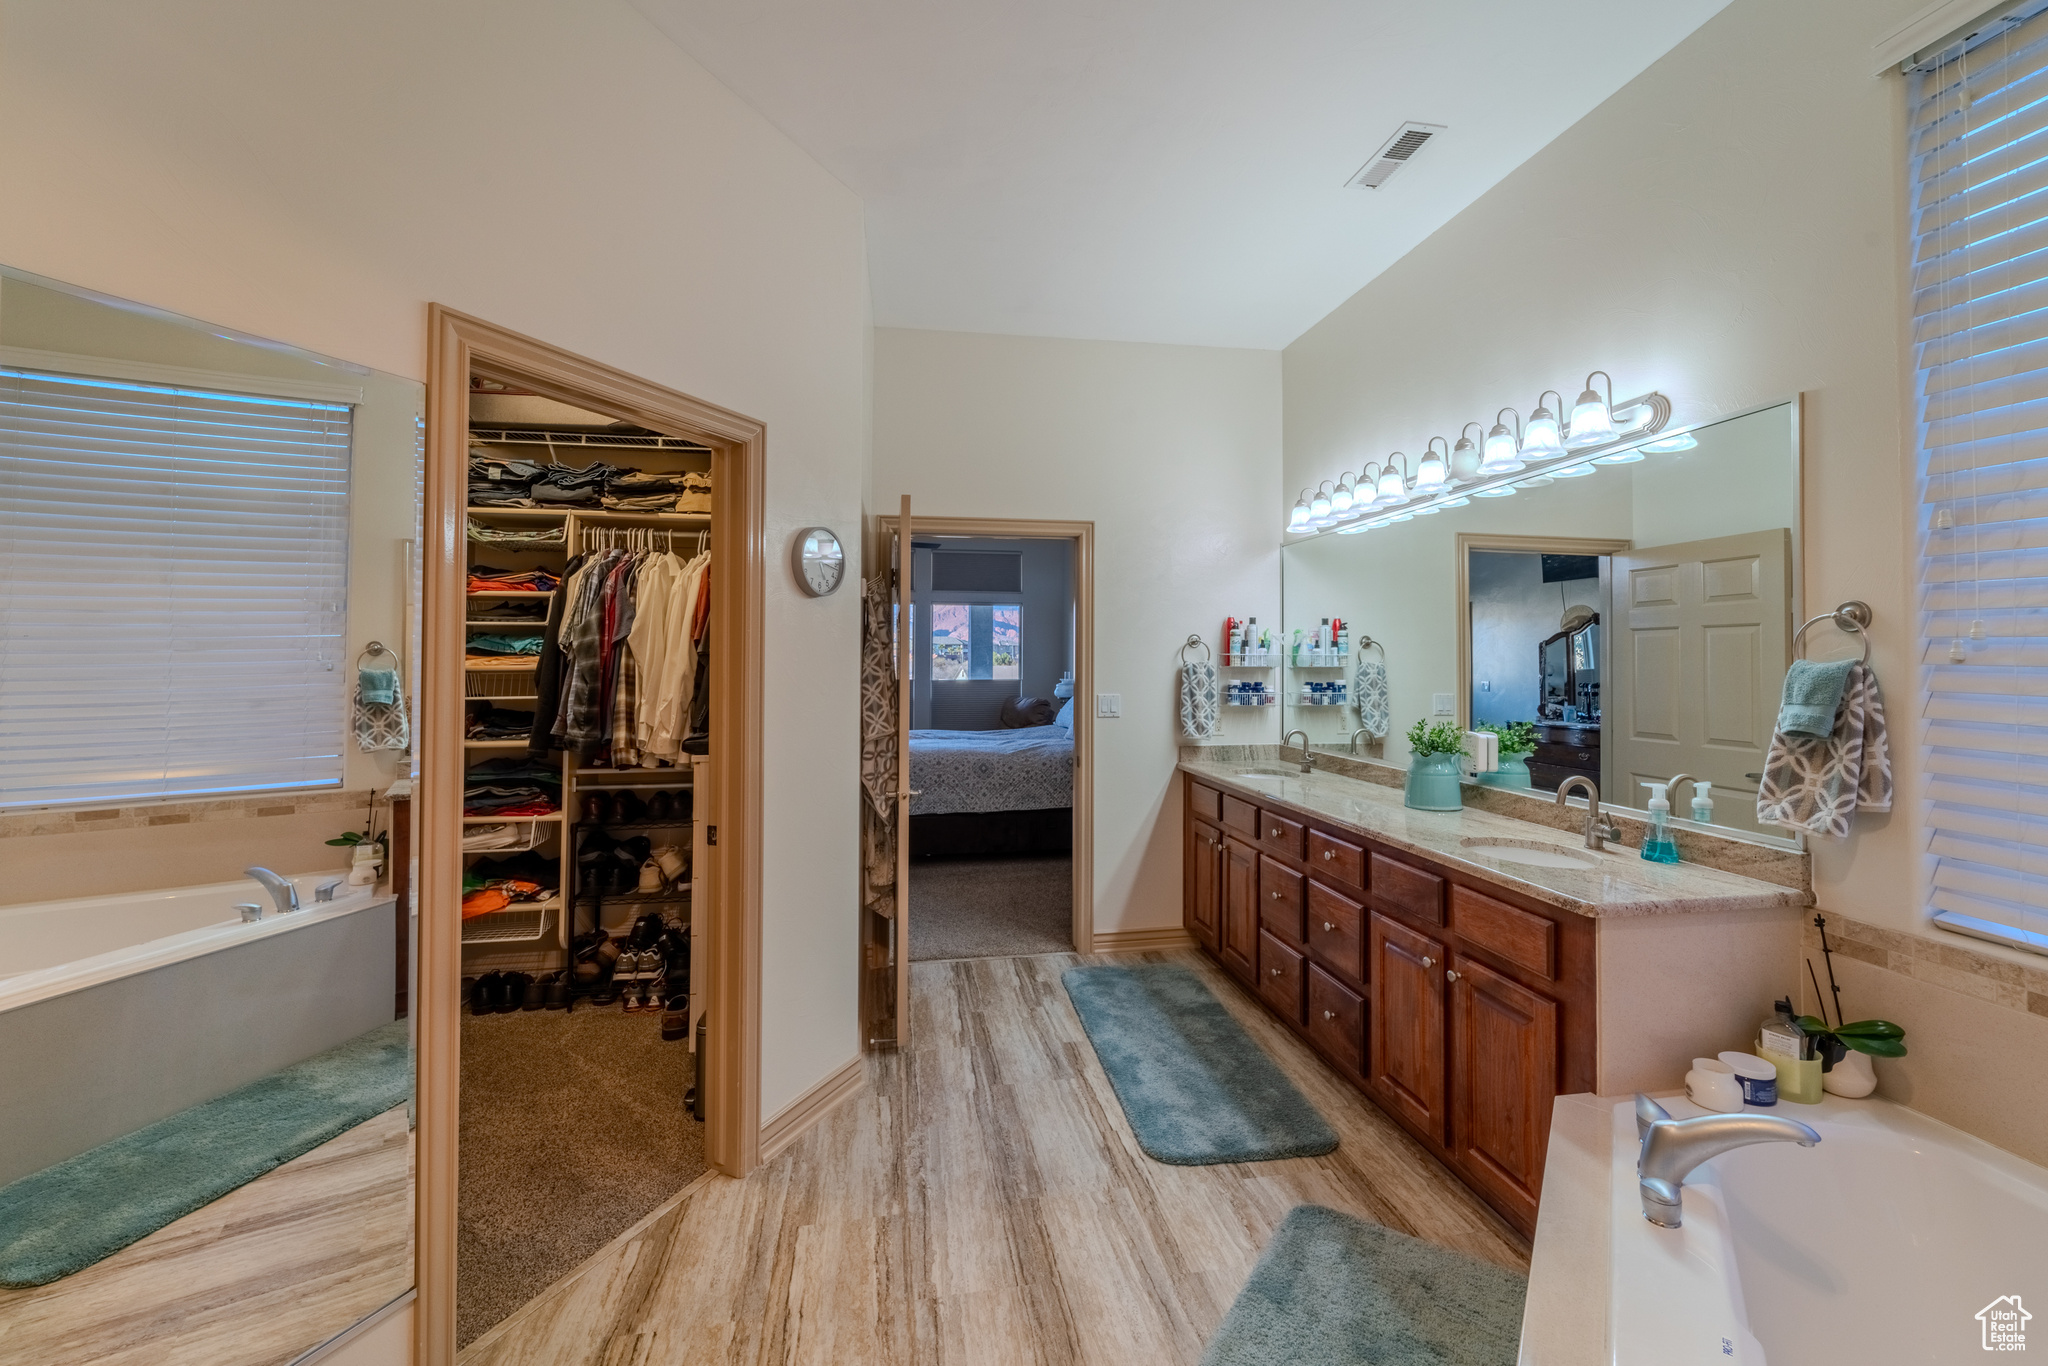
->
xmin=1459 ymin=837 xmax=1599 ymax=870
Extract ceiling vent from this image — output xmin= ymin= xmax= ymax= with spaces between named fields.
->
xmin=1347 ymin=122 xmax=1444 ymax=190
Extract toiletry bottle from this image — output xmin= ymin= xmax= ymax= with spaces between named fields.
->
xmin=1638 ymin=783 xmax=1681 ymax=864
xmin=1689 ymin=781 xmax=1714 ymax=826
xmin=1758 ymin=1000 xmax=1824 ymax=1104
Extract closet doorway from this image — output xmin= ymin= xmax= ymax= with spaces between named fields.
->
xmin=418 ymin=308 xmax=765 ymax=1365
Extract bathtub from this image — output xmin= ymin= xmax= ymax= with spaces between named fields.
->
xmin=1606 ymin=1092 xmax=2048 ymax=1364
xmin=0 ymin=872 xmax=403 ymax=1186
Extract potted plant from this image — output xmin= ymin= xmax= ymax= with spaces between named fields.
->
xmin=1473 ymin=721 xmax=1537 ymax=787
xmin=1404 ymin=718 xmax=1467 ymax=810
xmin=1795 ymin=1015 xmax=1905 ymax=1098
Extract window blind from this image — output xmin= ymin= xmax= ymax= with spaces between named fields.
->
xmin=1912 ymin=13 xmax=2048 ymax=956
xmin=0 ymin=366 xmax=352 ymax=810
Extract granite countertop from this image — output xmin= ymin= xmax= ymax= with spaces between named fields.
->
xmin=1179 ymin=757 xmax=1813 ymax=920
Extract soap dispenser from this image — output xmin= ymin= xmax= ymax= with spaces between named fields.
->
xmin=1638 ymin=782 xmax=1681 ymax=864
xmin=1689 ymin=780 xmax=1714 ymax=826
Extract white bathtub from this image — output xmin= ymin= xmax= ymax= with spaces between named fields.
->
xmin=1607 ymin=1093 xmax=2048 ymax=1364
xmin=0 ymin=872 xmax=403 ymax=1185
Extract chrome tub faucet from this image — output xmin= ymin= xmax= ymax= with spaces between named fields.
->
xmin=1284 ymin=729 xmax=1314 ymax=774
xmin=1554 ymin=775 xmax=1620 ymax=851
xmin=1634 ymin=1094 xmax=1820 ymax=1228
xmin=244 ymin=867 xmax=300 ymax=915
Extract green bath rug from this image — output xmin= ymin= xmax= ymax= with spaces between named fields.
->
xmin=1201 ymin=1205 xmax=1527 ymax=1365
xmin=1061 ymin=963 xmax=1336 ymax=1165
xmin=0 ymin=1019 xmax=412 ymax=1287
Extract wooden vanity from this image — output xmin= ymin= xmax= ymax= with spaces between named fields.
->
xmin=1180 ymin=763 xmax=1810 ymax=1239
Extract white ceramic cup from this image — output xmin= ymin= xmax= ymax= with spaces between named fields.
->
xmin=1685 ymin=1057 xmax=1745 ymax=1113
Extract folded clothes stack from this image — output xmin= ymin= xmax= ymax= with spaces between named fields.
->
xmin=467 ymin=518 xmax=567 ymax=547
xmin=463 ymin=757 xmax=561 ymax=817
xmin=467 ymin=566 xmax=561 ymax=594
xmin=465 ymin=633 xmax=544 ymax=669
xmin=468 ymin=449 xmax=713 ymax=514
xmin=600 ymin=470 xmax=713 ymax=514
xmin=461 ymin=850 xmax=559 ymax=918
xmin=468 ymin=600 xmax=547 ymax=623
xmin=466 ymin=703 xmax=537 ymax=739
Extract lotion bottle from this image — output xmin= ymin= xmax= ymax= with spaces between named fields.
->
xmin=1638 ymin=782 xmax=1681 ymax=864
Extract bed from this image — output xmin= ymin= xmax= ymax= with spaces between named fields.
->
xmin=908 ymin=724 xmax=1073 ymax=858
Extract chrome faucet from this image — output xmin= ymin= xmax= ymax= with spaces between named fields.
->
xmin=1554 ymin=775 xmax=1620 ymax=850
xmin=1634 ymin=1093 xmax=1820 ymax=1228
xmin=1348 ymin=726 xmax=1374 ymax=755
xmin=1284 ymin=729 xmax=1315 ymax=774
xmin=244 ymin=867 xmax=300 ymax=915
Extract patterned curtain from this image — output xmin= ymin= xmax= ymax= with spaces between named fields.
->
xmin=859 ymin=576 xmax=899 ymax=917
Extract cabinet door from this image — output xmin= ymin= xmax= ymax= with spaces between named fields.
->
xmin=1221 ymin=837 xmax=1259 ymax=981
xmin=1259 ymin=855 xmax=1306 ymax=944
xmin=1257 ymin=930 xmax=1306 ymax=1024
xmin=1369 ymin=910 xmax=1447 ymax=1144
xmin=1306 ymin=879 xmax=1365 ymax=986
xmin=1306 ymin=963 xmax=1365 ymax=1078
xmin=1187 ymin=820 xmax=1223 ymax=949
xmin=1450 ymin=954 xmax=1559 ymax=1228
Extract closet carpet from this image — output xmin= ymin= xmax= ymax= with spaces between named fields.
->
xmin=458 ymin=1005 xmax=703 ymax=1347
xmin=908 ymin=854 xmax=1072 ymax=960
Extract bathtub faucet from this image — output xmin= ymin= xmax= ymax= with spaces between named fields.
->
xmin=244 ymin=867 xmax=300 ymax=915
xmin=1635 ymin=1094 xmax=1820 ymax=1228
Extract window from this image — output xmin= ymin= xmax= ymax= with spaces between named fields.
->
xmin=0 ymin=366 xmax=352 ymax=809
xmin=1910 ymin=13 xmax=2048 ymax=955
xmin=928 ymin=603 xmax=1020 ymax=680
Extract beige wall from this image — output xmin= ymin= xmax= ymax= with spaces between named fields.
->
xmin=0 ymin=0 xmax=870 ymax=1119
xmin=1280 ymin=0 xmax=2048 ymax=1151
xmin=872 ymin=328 xmax=1282 ymax=936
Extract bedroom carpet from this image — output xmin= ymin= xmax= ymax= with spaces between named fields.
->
xmin=908 ymin=855 xmax=1072 ymax=960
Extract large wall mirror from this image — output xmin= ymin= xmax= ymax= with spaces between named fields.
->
xmin=1281 ymin=401 xmax=1800 ymax=844
xmin=0 ymin=266 xmax=421 ymax=1361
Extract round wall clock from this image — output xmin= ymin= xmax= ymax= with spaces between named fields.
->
xmin=793 ymin=526 xmax=846 ymax=597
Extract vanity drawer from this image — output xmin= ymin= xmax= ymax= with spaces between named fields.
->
xmin=1308 ymin=829 xmax=1366 ymax=888
xmin=1449 ymin=885 xmax=1556 ymax=981
xmin=1259 ymin=809 xmax=1307 ymax=860
xmin=1221 ymin=793 xmax=1260 ymax=838
xmin=1189 ymin=781 xmax=1222 ymax=824
xmin=1306 ymin=964 xmax=1365 ymax=1077
xmin=1371 ymin=852 xmax=1445 ymax=927
xmin=1260 ymin=856 xmax=1306 ymax=943
xmin=1306 ymin=879 xmax=1365 ymax=984
xmin=1258 ymin=930 xmax=1306 ymax=1024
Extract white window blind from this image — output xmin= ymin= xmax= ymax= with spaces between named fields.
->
xmin=0 ymin=366 xmax=351 ymax=810
xmin=1912 ymin=12 xmax=2048 ymax=956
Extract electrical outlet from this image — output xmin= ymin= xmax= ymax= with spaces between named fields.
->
xmin=1097 ymin=693 xmax=1122 ymax=718
xmin=1432 ymin=692 xmax=1455 ymax=716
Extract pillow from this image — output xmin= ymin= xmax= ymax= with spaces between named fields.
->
xmin=1000 ymin=695 xmax=1055 ymax=728
xmin=1055 ymin=698 xmax=1074 ymax=730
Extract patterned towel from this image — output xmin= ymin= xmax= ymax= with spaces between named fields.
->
xmin=1355 ymin=658 xmax=1390 ymax=739
xmin=1757 ymin=662 xmax=1891 ymax=837
xmin=353 ymin=664 xmax=408 ymax=752
xmin=1180 ymin=660 xmax=1220 ymax=740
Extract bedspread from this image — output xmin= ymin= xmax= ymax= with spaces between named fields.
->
xmin=909 ymin=726 xmax=1073 ymax=816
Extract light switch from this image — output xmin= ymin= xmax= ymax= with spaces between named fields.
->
xmin=1097 ymin=693 xmax=1122 ymax=718
xmin=1432 ymin=692 xmax=1455 ymax=715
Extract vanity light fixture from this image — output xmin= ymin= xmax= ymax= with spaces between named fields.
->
xmin=1309 ymin=481 xmax=1334 ymax=525
xmin=1412 ymin=504 xmax=1442 ymax=514
xmin=1480 ymin=409 xmax=1525 ymax=474
xmin=1566 ymin=371 xmax=1618 ymax=448
xmin=1288 ymin=492 xmax=1313 ymax=532
xmin=1473 ymin=485 xmax=1518 ymax=497
xmin=1521 ymin=392 xmax=1567 ymax=461
xmin=1355 ymin=461 xmax=1385 ymax=511
xmin=1331 ymin=471 xmax=1357 ymax=516
xmin=1593 ymin=448 xmax=1646 ymax=464
xmin=1376 ymin=454 xmax=1411 ymax=506
xmin=1415 ymin=437 xmax=1451 ymax=492
xmin=1451 ymin=423 xmax=1485 ymax=482
xmin=1519 ymin=474 xmax=1556 ymax=488
xmin=1441 ymin=495 xmax=1471 ymax=507
xmin=1336 ymin=522 xmax=1371 ymax=534
xmin=1641 ymin=432 xmax=1698 ymax=453
xmin=1550 ymin=462 xmax=1596 ymax=477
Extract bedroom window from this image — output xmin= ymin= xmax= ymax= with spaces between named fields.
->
xmin=930 ymin=603 xmax=1020 ymax=681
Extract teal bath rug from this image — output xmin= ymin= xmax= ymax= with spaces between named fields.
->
xmin=1201 ymin=1205 xmax=1527 ymax=1366
xmin=0 ymin=1019 xmax=412 ymax=1287
xmin=1060 ymin=963 xmax=1337 ymax=1164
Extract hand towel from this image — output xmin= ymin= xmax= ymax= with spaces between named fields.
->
xmin=1355 ymin=658 xmax=1390 ymax=739
xmin=1757 ymin=662 xmax=1891 ymax=837
xmin=1180 ymin=660 xmax=1221 ymax=740
xmin=353 ymin=665 xmax=409 ymax=752
xmin=1776 ymin=657 xmax=1857 ymax=739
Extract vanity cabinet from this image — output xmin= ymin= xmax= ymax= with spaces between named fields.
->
xmin=1181 ymin=774 xmax=1597 ymax=1238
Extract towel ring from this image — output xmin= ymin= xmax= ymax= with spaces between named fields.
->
xmin=1792 ymin=601 xmax=1871 ymax=664
xmin=1179 ymin=634 xmax=1212 ymax=665
xmin=357 ymin=641 xmax=401 ymax=670
xmin=1356 ymin=635 xmax=1386 ymax=663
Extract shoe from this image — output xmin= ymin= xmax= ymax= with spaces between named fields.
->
xmin=593 ymin=965 xmax=623 ymax=1004
xmin=637 ymin=859 xmax=664 ymax=894
xmin=614 ymin=790 xmax=648 ymax=824
xmin=571 ymin=959 xmax=602 ymax=987
xmin=542 ymin=971 xmax=568 ymax=1009
xmin=520 ymin=972 xmax=550 ymax=1011
xmin=661 ymin=992 xmax=689 ymax=1041
xmin=652 ymin=845 xmax=685 ymax=883
xmin=473 ymin=971 xmax=507 ymax=1014
xmin=632 ymin=912 xmax=666 ymax=949
xmin=498 ymin=972 xmax=532 ymax=1014
xmin=647 ymin=791 xmax=675 ymax=822
xmin=581 ymin=791 xmax=613 ymax=824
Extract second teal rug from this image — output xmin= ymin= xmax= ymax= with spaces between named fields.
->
xmin=1201 ymin=1205 xmax=1527 ymax=1365
xmin=1061 ymin=963 xmax=1336 ymax=1164
xmin=0 ymin=1019 xmax=412 ymax=1287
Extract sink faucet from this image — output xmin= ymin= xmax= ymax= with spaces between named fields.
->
xmin=1634 ymin=1093 xmax=1820 ymax=1228
xmin=1284 ymin=729 xmax=1314 ymax=774
xmin=1348 ymin=726 xmax=1374 ymax=755
xmin=244 ymin=867 xmax=300 ymax=915
xmin=1554 ymin=775 xmax=1620 ymax=851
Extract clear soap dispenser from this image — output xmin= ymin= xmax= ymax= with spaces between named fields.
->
xmin=1689 ymin=781 xmax=1714 ymax=826
xmin=1638 ymin=782 xmax=1681 ymax=864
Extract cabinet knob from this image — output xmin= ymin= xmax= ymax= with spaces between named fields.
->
xmin=1420 ymin=955 xmax=1434 ymax=968
xmin=1322 ymin=850 xmax=1334 ymax=860
xmin=1270 ymin=967 xmax=1282 ymax=976
xmin=1270 ymin=827 xmax=1281 ymax=837
xmin=1322 ymin=921 xmax=1335 ymax=931
xmin=1445 ymin=969 xmax=1461 ymax=982
xmin=1270 ymin=890 xmax=1283 ymax=900
xmin=1322 ymin=1010 xmax=1335 ymax=1020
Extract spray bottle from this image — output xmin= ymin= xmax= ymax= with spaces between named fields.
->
xmin=1638 ymin=782 xmax=1681 ymax=864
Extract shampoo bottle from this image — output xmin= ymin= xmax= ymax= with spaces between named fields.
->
xmin=1638 ymin=782 xmax=1681 ymax=864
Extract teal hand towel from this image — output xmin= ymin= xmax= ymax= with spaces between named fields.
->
xmin=357 ymin=666 xmax=399 ymax=706
xmin=1777 ymin=658 xmax=1856 ymax=739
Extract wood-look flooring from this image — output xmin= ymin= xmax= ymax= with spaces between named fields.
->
xmin=0 ymin=1106 xmax=413 ymax=1366
xmin=462 ymin=950 xmax=1528 ymax=1365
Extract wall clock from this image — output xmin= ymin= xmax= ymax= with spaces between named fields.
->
xmin=793 ymin=526 xmax=846 ymax=597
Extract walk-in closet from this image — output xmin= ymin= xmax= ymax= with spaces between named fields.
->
xmin=455 ymin=377 xmax=714 ymax=1347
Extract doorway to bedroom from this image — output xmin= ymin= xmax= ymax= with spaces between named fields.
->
xmin=906 ymin=533 xmax=1080 ymax=961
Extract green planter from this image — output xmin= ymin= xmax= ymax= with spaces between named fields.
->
xmin=1475 ymin=754 xmax=1531 ymax=789
xmin=1404 ymin=751 xmax=1465 ymax=811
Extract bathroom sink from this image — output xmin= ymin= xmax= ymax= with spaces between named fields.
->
xmin=1458 ymin=837 xmax=1598 ymax=870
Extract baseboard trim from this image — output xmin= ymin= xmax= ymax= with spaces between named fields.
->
xmin=1091 ymin=926 xmax=1196 ymax=953
xmin=759 ymin=1055 xmax=865 ymax=1164
xmin=291 ymin=1288 xmax=414 ymax=1366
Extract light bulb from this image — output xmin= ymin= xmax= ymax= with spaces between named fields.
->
xmin=1566 ymin=388 xmax=1616 ymax=448
xmin=1451 ymin=425 xmax=1484 ymax=481
xmin=1310 ymin=486 xmax=1332 ymax=522
xmin=1331 ymin=475 xmax=1354 ymax=514
xmin=1415 ymin=442 xmax=1448 ymax=491
xmin=1641 ymin=433 xmax=1696 ymax=453
xmin=1522 ymin=393 xmax=1566 ymax=460
xmin=1481 ymin=417 xmax=1524 ymax=474
xmin=1376 ymin=463 xmax=1408 ymax=505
